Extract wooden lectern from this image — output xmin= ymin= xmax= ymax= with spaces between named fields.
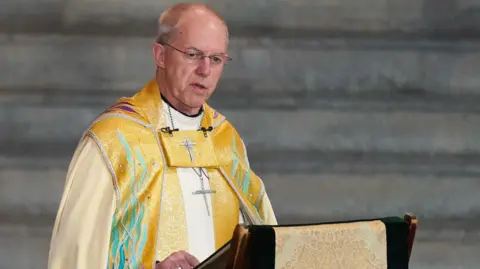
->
xmin=195 ymin=213 xmax=418 ymax=269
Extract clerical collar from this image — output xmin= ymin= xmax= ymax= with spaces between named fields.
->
xmin=161 ymin=95 xmax=203 ymax=131
xmin=160 ymin=94 xmax=204 ymax=118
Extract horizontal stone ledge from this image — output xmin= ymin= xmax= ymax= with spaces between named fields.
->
xmin=0 ymin=221 xmax=479 ymax=269
xmin=0 ymin=226 xmax=50 ymax=269
xmin=2 ymin=218 xmax=480 ymax=269
xmin=2 ymin=216 xmax=480 ymax=244
xmin=264 ymin=174 xmax=480 ymax=221
xmin=4 ymin=147 xmax=480 ymax=176
xmin=4 ymin=32 xmax=480 ymax=51
xmin=4 ymin=88 xmax=480 ymax=114
xmin=2 ymin=0 xmax=480 ymax=39
xmin=252 ymin=150 xmax=480 ymax=176
xmin=2 ymin=166 xmax=480 ymax=220
xmin=3 ymin=16 xmax=480 ymax=41
xmin=3 ymin=34 xmax=480 ymax=96
xmin=275 ymin=217 xmax=480 ymax=244
xmin=2 ymin=105 xmax=480 ymax=153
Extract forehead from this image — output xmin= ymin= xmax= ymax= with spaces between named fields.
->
xmin=172 ymin=13 xmax=228 ymax=53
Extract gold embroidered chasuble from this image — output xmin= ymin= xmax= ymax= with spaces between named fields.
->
xmin=85 ymin=79 xmax=267 ymax=269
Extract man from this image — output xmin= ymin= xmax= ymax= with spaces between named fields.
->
xmin=47 ymin=3 xmax=277 ymax=269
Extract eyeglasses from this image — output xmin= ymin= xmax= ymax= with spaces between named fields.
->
xmin=163 ymin=43 xmax=232 ymax=66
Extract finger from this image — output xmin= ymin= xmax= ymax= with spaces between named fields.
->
xmin=179 ymin=251 xmax=200 ymax=266
xmin=177 ymin=260 xmax=192 ymax=269
xmin=155 ymin=259 xmax=174 ymax=269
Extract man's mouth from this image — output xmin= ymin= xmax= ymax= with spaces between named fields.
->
xmin=191 ymin=83 xmax=207 ymax=90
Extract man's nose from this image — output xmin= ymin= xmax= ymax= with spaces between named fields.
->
xmin=195 ymin=57 xmax=211 ymax=77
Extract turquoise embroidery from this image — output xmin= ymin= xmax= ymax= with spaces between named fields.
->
xmin=108 ymin=130 xmax=149 ymax=269
xmin=229 ymin=136 xmax=254 ymax=196
xmin=230 ymin=136 xmax=251 ymax=194
xmin=242 ymin=169 xmax=251 ymax=194
xmin=230 ymin=137 xmax=240 ymax=186
xmin=229 ymin=136 xmax=264 ymax=223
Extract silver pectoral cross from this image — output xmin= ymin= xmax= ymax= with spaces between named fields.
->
xmin=192 ymin=169 xmax=216 ymax=216
xmin=180 ymin=137 xmax=196 ymax=162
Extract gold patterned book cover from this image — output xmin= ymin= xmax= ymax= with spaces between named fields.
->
xmin=195 ymin=214 xmax=417 ymax=269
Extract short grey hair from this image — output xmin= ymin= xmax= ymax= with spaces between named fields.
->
xmin=155 ymin=23 xmax=176 ymax=44
xmin=155 ymin=21 xmax=230 ymax=46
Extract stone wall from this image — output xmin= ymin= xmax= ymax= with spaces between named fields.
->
xmin=1 ymin=0 xmax=480 ymax=268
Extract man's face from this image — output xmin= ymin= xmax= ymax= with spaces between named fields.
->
xmin=156 ymin=12 xmax=229 ymax=112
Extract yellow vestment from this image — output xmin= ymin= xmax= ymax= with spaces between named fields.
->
xmin=47 ymin=79 xmax=277 ymax=269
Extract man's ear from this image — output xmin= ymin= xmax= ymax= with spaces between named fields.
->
xmin=153 ymin=43 xmax=166 ymax=68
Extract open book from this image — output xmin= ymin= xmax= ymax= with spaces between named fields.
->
xmin=195 ymin=213 xmax=417 ymax=269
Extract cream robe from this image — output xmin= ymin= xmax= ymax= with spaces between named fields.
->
xmin=47 ymin=100 xmax=277 ymax=269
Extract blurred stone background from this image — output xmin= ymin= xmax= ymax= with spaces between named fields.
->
xmin=1 ymin=0 xmax=480 ymax=268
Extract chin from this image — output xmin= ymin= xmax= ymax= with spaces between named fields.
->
xmin=181 ymin=97 xmax=205 ymax=109
xmin=191 ymin=99 xmax=207 ymax=109
xmin=193 ymin=93 xmax=210 ymax=104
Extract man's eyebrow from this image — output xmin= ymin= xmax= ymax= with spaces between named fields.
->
xmin=185 ymin=47 xmax=202 ymax=53
xmin=186 ymin=47 xmax=227 ymax=55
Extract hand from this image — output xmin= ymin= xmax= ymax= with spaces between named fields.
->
xmin=155 ymin=251 xmax=200 ymax=269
